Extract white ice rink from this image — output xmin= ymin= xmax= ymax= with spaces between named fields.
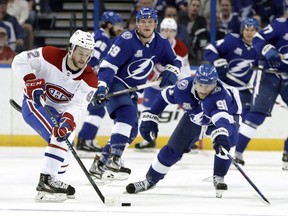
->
xmin=0 ymin=147 xmax=287 ymax=216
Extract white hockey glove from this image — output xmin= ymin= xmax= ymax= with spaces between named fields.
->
xmin=213 ymin=58 xmax=228 ymax=75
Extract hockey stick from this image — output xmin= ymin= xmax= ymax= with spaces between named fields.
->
xmin=11 ymin=81 xmax=161 ymax=113
xmin=37 ymin=96 xmax=130 ymax=206
xmin=220 ymin=146 xmax=270 ymax=205
xmin=105 ymin=80 xmax=161 ymax=98
xmin=252 ymin=66 xmax=287 ymax=76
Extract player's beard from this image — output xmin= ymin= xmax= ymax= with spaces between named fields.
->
xmin=137 ymin=30 xmax=153 ymax=39
xmin=109 ymin=27 xmax=116 ymax=38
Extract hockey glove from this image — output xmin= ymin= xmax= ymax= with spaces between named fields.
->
xmin=94 ymin=81 xmax=109 ymax=105
xmin=211 ymin=127 xmax=231 ymax=155
xmin=52 ymin=112 xmax=76 ymax=142
xmin=139 ymin=111 xmax=159 ymax=142
xmin=262 ymin=44 xmax=282 ymax=68
xmin=24 ymin=73 xmax=45 ymax=104
xmin=158 ymin=64 xmax=180 ymax=88
xmin=213 ymin=58 xmax=229 ymax=75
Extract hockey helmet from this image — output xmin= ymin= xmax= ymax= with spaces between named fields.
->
xmin=136 ymin=7 xmax=158 ymax=23
xmin=101 ymin=11 xmax=123 ymax=25
xmin=194 ymin=64 xmax=218 ymax=85
xmin=240 ymin=17 xmax=259 ymax=31
xmin=160 ymin=18 xmax=177 ymax=31
xmin=69 ymin=29 xmax=96 ymax=51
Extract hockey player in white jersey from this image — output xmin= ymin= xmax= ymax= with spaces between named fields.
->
xmin=11 ymin=29 xmax=97 ymax=202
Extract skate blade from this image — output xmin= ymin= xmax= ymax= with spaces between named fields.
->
xmin=102 ymin=170 xmax=130 ymax=181
xmin=90 ymin=175 xmax=113 ymax=186
xmin=76 ymin=150 xmax=98 ymax=159
xmin=216 ymin=189 xmax=225 ymax=198
xmin=134 ymin=148 xmax=156 ymax=153
xmin=35 ymin=191 xmax=67 ymax=202
xmin=282 ymin=162 xmax=288 ymax=170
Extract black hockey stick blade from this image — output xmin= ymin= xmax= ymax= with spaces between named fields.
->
xmin=220 ymin=147 xmax=270 ymax=205
xmin=9 ymin=99 xmax=22 ymax=113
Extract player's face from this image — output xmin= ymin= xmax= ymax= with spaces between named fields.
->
xmin=137 ymin=18 xmax=157 ymax=40
xmin=110 ymin=23 xmax=123 ymax=37
xmin=70 ymin=46 xmax=93 ymax=69
xmin=242 ymin=27 xmax=257 ymax=45
xmin=194 ymin=82 xmax=216 ymax=99
xmin=160 ymin=28 xmax=176 ymax=42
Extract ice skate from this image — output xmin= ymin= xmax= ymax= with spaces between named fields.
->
xmin=103 ymin=154 xmax=131 ymax=181
xmin=213 ymin=175 xmax=227 ymax=198
xmin=126 ymin=179 xmax=155 ymax=194
xmin=134 ymin=140 xmax=156 ymax=152
xmin=234 ymin=151 xmax=245 ymax=166
xmin=35 ymin=173 xmax=75 ymax=202
xmin=188 ymin=143 xmax=199 ymax=154
xmin=282 ymin=151 xmax=288 ymax=170
xmin=76 ymin=138 xmax=103 ymax=158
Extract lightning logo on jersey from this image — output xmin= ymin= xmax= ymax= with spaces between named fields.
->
xmin=126 ymin=57 xmax=155 ymax=80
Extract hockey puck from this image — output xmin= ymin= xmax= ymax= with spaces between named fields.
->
xmin=121 ymin=202 xmax=131 ymax=207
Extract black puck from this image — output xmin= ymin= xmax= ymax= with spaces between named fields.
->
xmin=121 ymin=202 xmax=131 ymax=207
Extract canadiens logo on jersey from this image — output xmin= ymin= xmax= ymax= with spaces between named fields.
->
xmin=126 ymin=57 xmax=155 ymax=80
xmin=45 ymin=83 xmax=74 ymax=103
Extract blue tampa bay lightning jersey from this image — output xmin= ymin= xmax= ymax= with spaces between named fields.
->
xmin=98 ymin=30 xmax=182 ymax=88
xmin=89 ymin=28 xmax=112 ymax=68
xmin=150 ymin=76 xmax=242 ymax=133
xmin=204 ymin=33 xmax=259 ymax=88
xmin=253 ymin=18 xmax=288 ymax=72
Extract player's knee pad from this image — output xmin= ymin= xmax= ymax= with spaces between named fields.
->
xmin=157 ymin=145 xmax=183 ymax=167
xmin=115 ymin=105 xmax=138 ymax=125
xmin=243 ymin=112 xmax=266 ymax=127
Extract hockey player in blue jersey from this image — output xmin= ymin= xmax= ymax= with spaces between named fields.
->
xmin=126 ymin=64 xmax=242 ymax=198
xmin=204 ymin=17 xmax=259 ymax=119
xmin=76 ymin=11 xmax=123 ymax=157
xmin=234 ymin=16 xmax=288 ymax=169
xmin=89 ymin=7 xmax=182 ymax=181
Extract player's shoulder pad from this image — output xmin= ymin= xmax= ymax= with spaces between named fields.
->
xmin=275 ymin=18 xmax=287 ymax=23
xmin=229 ymin=33 xmax=240 ymax=39
xmin=121 ymin=31 xmax=133 ymax=40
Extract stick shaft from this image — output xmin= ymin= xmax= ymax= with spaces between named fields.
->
xmin=221 ymin=147 xmax=270 ymax=204
xmin=39 ymin=97 xmax=106 ymax=204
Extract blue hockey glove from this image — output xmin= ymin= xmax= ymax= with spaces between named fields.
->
xmin=139 ymin=111 xmax=159 ymax=142
xmin=213 ymin=58 xmax=229 ymax=75
xmin=24 ymin=73 xmax=45 ymax=104
xmin=262 ymin=44 xmax=282 ymax=68
xmin=211 ymin=127 xmax=231 ymax=155
xmin=94 ymin=81 xmax=109 ymax=105
xmin=52 ymin=112 xmax=76 ymax=142
xmin=158 ymin=64 xmax=180 ymax=88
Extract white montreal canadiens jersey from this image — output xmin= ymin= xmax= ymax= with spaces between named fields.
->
xmin=12 ymin=46 xmax=97 ymax=120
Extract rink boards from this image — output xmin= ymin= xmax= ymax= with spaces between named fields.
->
xmin=1 ymin=66 xmax=287 ymax=150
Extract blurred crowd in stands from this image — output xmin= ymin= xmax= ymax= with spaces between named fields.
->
xmin=0 ymin=0 xmax=287 ymax=65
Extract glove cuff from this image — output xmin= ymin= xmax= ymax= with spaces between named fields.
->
xmin=141 ymin=111 xmax=159 ymax=124
xmin=98 ymin=81 xmax=108 ymax=88
xmin=62 ymin=112 xmax=76 ymax=131
xmin=165 ymin=64 xmax=180 ymax=76
xmin=23 ymin=73 xmax=36 ymax=82
xmin=211 ymin=127 xmax=229 ymax=140
xmin=261 ymin=44 xmax=276 ymax=56
xmin=213 ymin=58 xmax=228 ymax=67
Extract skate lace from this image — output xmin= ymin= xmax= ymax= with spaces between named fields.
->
xmin=213 ymin=176 xmax=225 ymax=185
xmin=134 ymin=180 xmax=150 ymax=192
xmin=48 ymin=177 xmax=69 ymax=189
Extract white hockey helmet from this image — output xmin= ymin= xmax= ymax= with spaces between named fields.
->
xmin=69 ymin=29 xmax=96 ymax=51
xmin=160 ymin=18 xmax=177 ymax=31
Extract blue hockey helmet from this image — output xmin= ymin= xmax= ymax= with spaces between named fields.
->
xmin=240 ymin=17 xmax=259 ymax=31
xmin=194 ymin=64 xmax=218 ymax=85
xmin=136 ymin=7 xmax=158 ymax=22
xmin=102 ymin=11 xmax=123 ymax=25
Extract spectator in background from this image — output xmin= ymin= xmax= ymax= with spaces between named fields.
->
xmin=127 ymin=15 xmax=137 ymax=30
xmin=218 ymin=0 xmax=241 ymax=34
xmin=7 ymin=0 xmax=34 ymax=50
xmin=0 ymin=26 xmax=16 ymax=63
xmin=0 ymin=0 xmax=25 ymax=52
xmin=205 ymin=10 xmax=226 ymax=41
xmin=131 ymin=0 xmax=154 ymax=17
xmin=178 ymin=0 xmax=209 ymax=63
xmin=161 ymin=5 xmax=189 ymax=47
